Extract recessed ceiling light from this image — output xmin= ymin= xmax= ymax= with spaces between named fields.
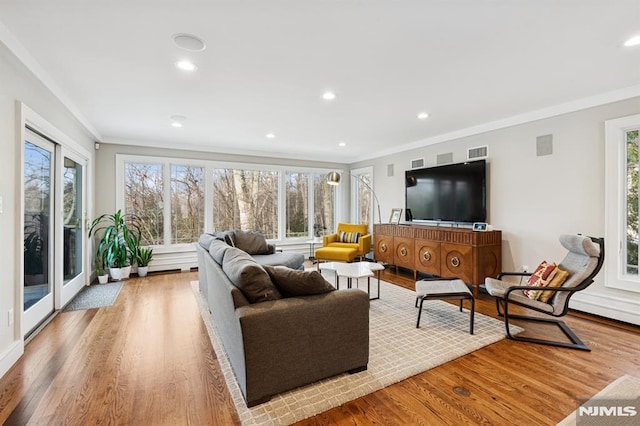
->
xmin=338 ymin=142 xmax=346 ymax=147
xmin=266 ymin=133 xmax=276 ymax=139
xmin=624 ymin=35 xmax=640 ymax=47
xmin=170 ymin=115 xmax=186 ymax=128
xmin=172 ymin=33 xmax=207 ymax=52
xmin=175 ymin=60 xmax=198 ymax=71
xmin=322 ymin=91 xmax=336 ymax=101
xmin=417 ymin=112 xmax=430 ymax=120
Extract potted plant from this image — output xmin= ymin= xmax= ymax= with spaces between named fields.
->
xmin=135 ymin=247 xmax=154 ymax=277
xmin=88 ymin=210 xmax=140 ymax=281
xmin=94 ymin=257 xmax=109 ymax=284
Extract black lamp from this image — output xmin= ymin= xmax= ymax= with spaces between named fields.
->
xmin=326 ymin=171 xmax=382 ymax=224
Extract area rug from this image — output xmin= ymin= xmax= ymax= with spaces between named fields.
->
xmin=191 ymin=279 xmax=522 ymax=425
xmin=557 ymin=374 xmax=640 ymax=426
xmin=63 ymin=282 xmax=124 ymax=311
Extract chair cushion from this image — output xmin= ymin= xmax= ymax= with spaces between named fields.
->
xmin=523 ymin=261 xmax=558 ymax=300
xmin=539 ymin=267 xmax=570 ymax=303
xmin=222 ymin=247 xmax=282 ymax=303
xmin=263 ymin=265 xmax=335 ymax=297
xmin=315 ymin=247 xmax=359 ymax=262
xmin=484 ymin=277 xmax=554 ymax=314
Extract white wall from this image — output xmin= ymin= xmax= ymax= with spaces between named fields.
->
xmin=352 ymin=97 xmax=640 ymax=324
xmin=0 ymin=41 xmax=96 ymax=377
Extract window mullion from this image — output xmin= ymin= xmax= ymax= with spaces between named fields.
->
xmin=163 ymin=162 xmax=171 ymax=246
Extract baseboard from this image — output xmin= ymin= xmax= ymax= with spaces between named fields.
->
xmin=0 ymin=340 xmax=23 ymax=379
xmin=569 ymin=291 xmax=640 ymax=326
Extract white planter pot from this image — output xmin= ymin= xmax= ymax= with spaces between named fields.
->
xmin=122 ymin=265 xmax=131 ymax=279
xmin=137 ymin=266 xmax=149 ymax=277
xmin=98 ymin=274 xmax=109 ymax=284
xmin=109 ymin=267 xmax=123 ymax=281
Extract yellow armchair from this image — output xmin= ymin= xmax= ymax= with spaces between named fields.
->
xmin=321 ymin=223 xmax=371 ymax=259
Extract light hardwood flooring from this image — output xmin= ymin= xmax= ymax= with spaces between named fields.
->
xmin=0 ymin=268 xmax=638 ymax=425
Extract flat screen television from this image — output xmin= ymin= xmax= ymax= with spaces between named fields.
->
xmin=405 ymin=159 xmax=486 ymax=224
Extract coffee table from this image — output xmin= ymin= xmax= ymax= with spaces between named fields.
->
xmin=319 ymin=262 xmax=385 ymax=300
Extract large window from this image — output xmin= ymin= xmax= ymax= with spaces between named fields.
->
xmin=171 ymin=165 xmax=205 ymax=244
xmin=212 ymin=168 xmax=279 ymax=239
xmin=605 ymin=114 xmax=640 ymax=293
xmin=124 ymin=162 xmax=164 ymax=245
xmin=119 ymin=155 xmax=335 ymax=248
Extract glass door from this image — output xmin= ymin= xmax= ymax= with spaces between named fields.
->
xmin=59 ymin=152 xmax=86 ymax=307
xmin=23 ymin=130 xmax=55 ymax=335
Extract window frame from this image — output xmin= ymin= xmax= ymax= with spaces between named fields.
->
xmin=116 ymin=154 xmax=337 ymax=249
xmin=604 ymin=113 xmax=640 ymax=293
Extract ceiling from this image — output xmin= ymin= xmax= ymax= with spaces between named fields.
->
xmin=1 ymin=1 xmax=639 ymax=163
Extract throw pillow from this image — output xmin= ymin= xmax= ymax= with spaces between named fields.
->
xmin=339 ymin=231 xmax=361 ymax=244
xmin=222 ymin=247 xmax=282 ymax=303
xmin=213 ymin=231 xmax=235 ymax=247
xmin=523 ymin=261 xmax=558 ymax=300
xmin=538 ymin=267 xmax=570 ymax=303
xmin=231 ymin=230 xmax=271 ymax=255
xmin=263 ymin=265 xmax=335 ymax=297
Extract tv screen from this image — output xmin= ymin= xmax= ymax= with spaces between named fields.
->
xmin=405 ymin=160 xmax=486 ymax=224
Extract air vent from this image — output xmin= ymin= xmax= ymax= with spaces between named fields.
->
xmin=436 ymin=152 xmax=453 ymax=165
xmin=410 ymin=158 xmax=425 ymax=169
xmin=536 ymin=135 xmax=553 ymax=156
xmin=387 ymin=164 xmax=394 ymax=177
xmin=467 ymin=146 xmax=488 ymax=160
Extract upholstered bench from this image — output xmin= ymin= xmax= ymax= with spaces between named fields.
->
xmin=415 ymin=279 xmax=475 ymax=334
xmin=315 ymin=246 xmax=359 ymax=263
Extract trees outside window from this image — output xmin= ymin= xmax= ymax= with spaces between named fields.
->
xmin=124 ymin=162 xmax=163 ymax=245
xmin=626 ymin=129 xmax=639 ymax=275
xmin=120 ymin=155 xmax=336 ymax=247
xmin=171 ymin=165 xmax=204 ymax=244
xmin=212 ymin=168 xmax=279 ymax=239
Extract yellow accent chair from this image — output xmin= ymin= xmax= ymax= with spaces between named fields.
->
xmin=314 ymin=223 xmax=372 ymax=263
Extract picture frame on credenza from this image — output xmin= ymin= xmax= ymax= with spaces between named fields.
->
xmin=389 ymin=208 xmax=403 ymax=225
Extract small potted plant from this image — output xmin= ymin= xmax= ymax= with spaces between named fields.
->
xmin=135 ymin=247 xmax=154 ymax=277
xmin=95 ymin=257 xmax=109 ymax=284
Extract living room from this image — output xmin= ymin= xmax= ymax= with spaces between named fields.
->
xmin=1 ymin=1 xmax=640 ymax=424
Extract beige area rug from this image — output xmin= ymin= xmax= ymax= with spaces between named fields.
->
xmin=557 ymin=374 xmax=640 ymax=426
xmin=191 ymin=278 xmax=522 ymax=425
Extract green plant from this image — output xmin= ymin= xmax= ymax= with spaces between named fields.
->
xmin=94 ymin=257 xmax=105 ymax=276
xmin=135 ymin=247 xmax=154 ymax=267
xmin=88 ymin=210 xmax=141 ymax=269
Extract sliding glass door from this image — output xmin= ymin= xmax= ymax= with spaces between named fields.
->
xmin=23 ymin=131 xmax=55 ymax=334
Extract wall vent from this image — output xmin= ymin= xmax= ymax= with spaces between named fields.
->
xmin=467 ymin=145 xmax=488 ymax=160
xmin=387 ymin=163 xmax=394 ymax=177
xmin=536 ymin=134 xmax=553 ymax=156
xmin=436 ymin=152 xmax=453 ymax=165
xmin=410 ymin=158 xmax=425 ymax=169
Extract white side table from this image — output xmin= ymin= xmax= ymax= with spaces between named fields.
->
xmin=305 ymin=237 xmax=323 ymax=263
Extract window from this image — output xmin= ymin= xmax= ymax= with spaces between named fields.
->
xmin=171 ymin=165 xmax=204 ymax=244
xmin=124 ymin=162 xmax=164 ymax=245
xmin=605 ymin=114 xmax=640 ymax=293
xmin=118 ymin=155 xmax=336 ymax=248
xmin=212 ymin=168 xmax=279 ymax=239
xmin=286 ymin=172 xmax=309 ymax=238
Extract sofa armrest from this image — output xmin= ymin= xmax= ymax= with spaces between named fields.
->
xmin=236 ymin=289 xmax=369 ymax=403
xmin=323 ymin=233 xmax=338 ymax=246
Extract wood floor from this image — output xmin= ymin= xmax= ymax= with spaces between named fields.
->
xmin=0 ymin=268 xmax=638 ymax=425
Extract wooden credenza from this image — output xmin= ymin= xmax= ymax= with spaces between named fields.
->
xmin=373 ymin=224 xmax=502 ymax=297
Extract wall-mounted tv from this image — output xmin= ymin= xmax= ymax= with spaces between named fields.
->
xmin=405 ymin=159 xmax=486 ymax=224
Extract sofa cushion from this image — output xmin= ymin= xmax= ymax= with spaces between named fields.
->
xmin=264 ymin=265 xmax=335 ymax=297
xmin=209 ymin=239 xmax=231 ymax=264
xmin=231 ymin=230 xmax=271 ymax=255
xmin=252 ymin=252 xmax=305 ymax=270
xmin=199 ymin=233 xmax=218 ymax=249
xmin=213 ymin=231 xmax=235 ymax=247
xmin=223 ymin=247 xmax=282 ymax=303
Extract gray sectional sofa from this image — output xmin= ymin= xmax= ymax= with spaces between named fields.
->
xmin=196 ymin=233 xmax=370 ymax=407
